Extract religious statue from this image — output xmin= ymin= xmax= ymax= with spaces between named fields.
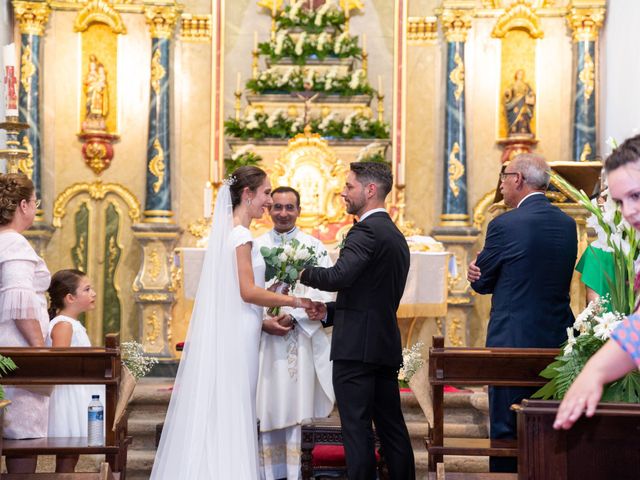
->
xmin=504 ymin=69 xmax=535 ymax=137
xmin=82 ymin=54 xmax=109 ymax=132
xmin=3 ymin=65 xmax=18 ymax=114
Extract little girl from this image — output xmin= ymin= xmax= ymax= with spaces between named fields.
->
xmin=47 ymin=269 xmax=104 ymax=473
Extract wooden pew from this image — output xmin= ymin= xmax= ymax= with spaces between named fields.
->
xmin=0 ymin=334 xmax=131 ymax=479
xmin=426 ymin=336 xmax=559 ymax=477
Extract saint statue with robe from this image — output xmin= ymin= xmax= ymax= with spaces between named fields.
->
xmin=504 ymin=69 xmax=535 ymax=137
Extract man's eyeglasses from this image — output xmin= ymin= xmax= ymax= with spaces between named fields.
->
xmin=500 ymin=172 xmax=520 ymax=182
xmin=270 ymin=203 xmax=298 ymax=212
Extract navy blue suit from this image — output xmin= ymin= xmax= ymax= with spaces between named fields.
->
xmin=470 ymin=193 xmax=577 ymax=472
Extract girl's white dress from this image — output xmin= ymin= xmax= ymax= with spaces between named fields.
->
xmin=46 ymin=315 xmax=105 ymax=437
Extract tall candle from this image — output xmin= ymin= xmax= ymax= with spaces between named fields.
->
xmin=362 ymin=33 xmax=367 ymax=52
xmin=272 ymin=0 xmax=276 ymax=17
xmin=204 ymin=181 xmax=213 ymax=218
xmin=254 ymin=31 xmax=258 ymax=51
xmin=377 ymin=75 xmax=383 ymax=95
xmin=2 ymin=43 xmax=18 ymax=117
xmin=236 ymin=72 xmax=241 ymax=92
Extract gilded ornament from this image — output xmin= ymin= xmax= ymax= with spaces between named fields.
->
xmin=579 ymin=142 xmax=592 ymax=162
xmin=150 ymin=48 xmax=166 ymax=96
xmin=73 ymin=0 xmax=126 ymax=34
xmin=107 ymin=236 xmax=118 ymax=277
xmin=447 ymin=313 xmax=464 ymax=346
xmin=148 ymin=248 xmax=162 ymax=281
xmin=72 ymin=237 xmax=86 ymax=273
xmin=180 ymin=14 xmax=212 ymax=42
xmin=145 ymin=308 xmax=160 ymax=344
xmin=187 ymin=218 xmax=212 ymax=239
xmin=256 ymin=0 xmax=283 ymax=11
xmin=448 ymin=142 xmax=464 ymax=198
xmin=53 ymin=180 xmax=141 ymax=227
xmin=491 ymin=0 xmax=543 ymax=39
xmin=449 ymin=52 xmax=465 ymax=101
xmin=145 ymin=6 xmax=181 ymax=39
xmin=566 ymin=8 xmax=605 ymax=42
xmin=472 ymin=189 xmax=497 ymax=229
xmin=149 ymin=138 xmax=165 ymax=193
xmin=139 ymin=293 xmax=169 ymax=302
xmin=339 ymin=0 xmax=364 ymax=13
xmin=407 ymin=16 xmax=438 ymax=44
xmin=20 ymin=44 xmax=35 ymax=94
xmin=579 ymin=49 xmax=595 ymax=101
xmin=18 ymin=136 xmax=34 ymax=179
xmin=12 ymin=1 xmax=51 ymax=36
xmin=441 ymin=10 xmax=473 ymax=43
xmin=85 ymin=140 xmax=109 ymax=174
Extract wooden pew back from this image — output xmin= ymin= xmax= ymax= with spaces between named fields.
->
xmin=427 ymin=336 xmax=559 ymax=474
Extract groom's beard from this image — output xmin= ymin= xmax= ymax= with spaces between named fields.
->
xmin=345 ymin=196 xmax=366 ymax=216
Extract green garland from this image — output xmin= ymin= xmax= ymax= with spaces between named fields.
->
xmin=245 ymin=68 xmax=375 ymax=96
xmin=276 ymin=4 xmax=346 ymax=33
xmin=259 ymin=33 xmax=361 ymax=66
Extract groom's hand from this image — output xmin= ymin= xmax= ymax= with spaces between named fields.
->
xmin=306 ymin=302 xmax=327 ymax=321
xmin=262 ymin=314 xmax=293 ymax=336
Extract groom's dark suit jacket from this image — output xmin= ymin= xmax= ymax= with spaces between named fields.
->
xmin=471 ymin=194 xmax=577 ymax=348
xmin=300 ymin=211 xmax=410 ymax=367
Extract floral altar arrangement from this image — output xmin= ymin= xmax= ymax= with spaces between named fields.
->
xmin=0 ymin=354 xmax=17 ymax=400
xmin=261 ymin=238 xmax=327 ymax=316
xmin=112 ymin=341 xmax=158 ymax=430
xmin=398 ymin=341 xmax=424 ymax=388
xmin=224 ymin=144 xmax=263 ymax=176
xmin=533 ymin=172 xmax=640 ymax=402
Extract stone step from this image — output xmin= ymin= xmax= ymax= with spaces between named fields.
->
xmin=444 ymin=422 xmax=487 ymax=438
xmin=126 ymin=450 xmax=157 ymax=480
xmin=445 ymin=455 xmax=489 ymax=473
xmin=127 ymin=417 xmax=161 ymax=451
xmin=406 ymin=420 xmax=429 ymax=450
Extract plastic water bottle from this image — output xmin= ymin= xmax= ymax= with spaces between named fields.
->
xmin=87 ymin=395 xmax=104 ymax=446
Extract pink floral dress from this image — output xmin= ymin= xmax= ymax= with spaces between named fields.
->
xmin=0 ymin=231 xmax=51 ymax=439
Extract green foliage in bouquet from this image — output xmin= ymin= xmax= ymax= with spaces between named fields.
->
xmin=0 ymin=354 xmax=17 ymax=400
xmin=356 ymin=142 xmax=389 ymax=164
xmin=259 ymin=32 xmax=361 ymax=66
xmin=121 ymin=341 xmax=158 ymax=380
xmin=261 ymin=238 xmax=327 ymax=287
xmin=224 ymin=145 xmax=262 ymax=176
xmin=276 ymin=0 xmax=346 ymax=33
xmin=245 ymin=67 xmax=375 ymax=96
xmin=533 ymin=171 xmax=640 ymax=402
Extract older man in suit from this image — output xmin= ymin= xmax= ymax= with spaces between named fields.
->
xmin=301 ymin=162 xmax=415 ymax=480
xmin=468 ymin=153 xmax=577 ymax=473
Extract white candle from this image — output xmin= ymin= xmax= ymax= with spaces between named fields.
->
xmin=377 ymin=75 xmax=383 ymax=95
xmin=254 ymin=31 xmax=258 ymax=51
xmin=3 ymin=43 xmax=18 ymax=117
xmin=272 ymin=0 xmax=276 ymax=17
xmin=204 ymin=182 xmax=213 ymax=218
xmin=236 ymin=72 xmax=241 ymax=92
xmin=362 ymin=33 xmax=367 ymax=52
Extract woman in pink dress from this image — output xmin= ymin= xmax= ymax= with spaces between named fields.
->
xmin=0 ymin=173 xmax=50 ymax=473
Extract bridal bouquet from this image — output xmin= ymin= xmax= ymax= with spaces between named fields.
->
xmin=398 ymin=341 xmax=424 ymax=388
xmin=261 ymin=238 xmax=327 ymax=315
xmin=533 ymin=172 xmax=640 ymax=402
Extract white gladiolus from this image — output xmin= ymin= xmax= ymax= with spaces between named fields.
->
xmin=231 ymin=144 xmax=256 ymax=160
xmin=563 ymin=327 xmax=576 ymax=355
xmin=334 ymin=32 xmax=347 ymax=54
xmin=247 ymin=120 xmax=259 ymax=129
xmin=318 ymin=112 xmax=337 ymax=131
xmin=295 ymin=32 xmax=306 ymax=56
xmin=275 ymin=31 xmax=287 ymax=56
xmin=593 ymin=312 xmax=623 ymax=340
xmin=317 ymin=32 xmax=329 ymax=51
xmin=349 ymin=69 xmax=363 ymax=90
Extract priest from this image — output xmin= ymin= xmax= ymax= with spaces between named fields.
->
xmin=255 ymin=186 xmax=335 ymax=480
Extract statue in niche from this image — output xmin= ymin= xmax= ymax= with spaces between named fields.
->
xmin=82 ymin=54 xmax=109 ymax=132
xmin=504 ymin=69 xmax=535 ymax=137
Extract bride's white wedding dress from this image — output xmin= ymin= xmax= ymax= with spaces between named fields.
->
xmin=150 ymin=185 xmax=264 ymax=479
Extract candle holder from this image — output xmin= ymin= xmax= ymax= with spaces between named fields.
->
xmin=376 ymin=93 xmax=385 ymax=123
xmin=252 ymin=49 xmax=259 ymax=79
xmin=362 ymin=50 xmax=368 ymax=76
xmin=0 ymin=116 xmax=30 ymax=175
xmin=234 ymin=89 xmax=243 ymax=121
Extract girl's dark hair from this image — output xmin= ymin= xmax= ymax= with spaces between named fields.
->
xmin=229 ymin=166 xmax=267 ymax=208
xmin=605 ymin=134 xmax=640 ymax=173
xmin=0 ymin=173 xmax=35 ymax=226
xmin=48 ymin=269 xmax=86 ymax=319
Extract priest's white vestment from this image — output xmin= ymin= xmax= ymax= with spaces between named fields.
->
xmin=255 ymin=228 xmax=335 ymax=480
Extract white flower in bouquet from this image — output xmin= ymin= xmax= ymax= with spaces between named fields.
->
xmin=266 ymin=109 xmax=285 ymax=128
xmin=304 ymin=69 xmax=314 ymax=87
xmin=356 ymin=142 xmax=385 ymax=162
xmin=231 ymin=144 xmax=256 ymax=160
xmin=398 ymin=342 xmax=424 ymax=384
xmin=349 ymin=69 xmax=364 ymax=90
xmin=318 ymin=112 xmax=337 ymax=131
xmin=295 ymin=32 xmax=307 ymax=56
xmin=275 ymin=31 xmax=287 ymax=56
xmin=334 ymin=32 xmax=347 ymax=54
xmin=290 ymin=116 xmax=304 ymax=132
xmin=315 ymin=0 xmax=333 ymax=26
xmin=289 ymin=0 xmax=304 ymax=21
xmin=563 ymin=327 xmax=577 ymax=355
xmin=593 ymin=311 xmax=623 ymax=340
xmin=317 ymin=32 xmax=329 ymax=52
xmin=121 ymin=341 xmax=158 ymax=380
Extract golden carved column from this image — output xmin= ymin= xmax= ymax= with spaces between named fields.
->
xmin=132 ymin=4 xmax=182 ymax=365
xmin=13 ymin=1 xmax=54 ymax=256
xmin=566 ymin=4 xmax=605 ymax=162
xmin=432 ymin=4 xmax=479 ymax=347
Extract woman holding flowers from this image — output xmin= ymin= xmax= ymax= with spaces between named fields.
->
xmin=151 ymin=166 xmax=313 ymax=479
xmin=555 ymin=134 xmax=640 ymax=430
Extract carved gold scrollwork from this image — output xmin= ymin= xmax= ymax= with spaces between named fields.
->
xmin=447 ymin=312 xmax=464 ymax=346
xmin=449 ymin=52 xmax=465 ymax=101
xmin=13 ymin=1 xmax=51 ymax=36
xmin=149 ymin=138 xmax=165 ymax=193
xmin=579 ymin=142 xmax=592 ymax=162
xmin=566 ymin=8 xmax=605 ymax=42
xmin=145 ymin=308 xmax=160 ymax=344
xmin=20 ymin=45 xmax=35 ymax=94
xmin=148 ymin=248 xmax=161 ymax=281
xmin=53 ymin=180 xmax=141 ymax=227
xmin=18 ymin=136 xmax=34 ymax=179
xmin=441 ymin=9 xmax=473 ymax=43
xmin=150 ymin=48 xmax=165 ymax=96
xmin=579 ymin=49 xmax=595 ymax=101
xmin=472 ymin=189 xmax=497 ymax=229
xmin=73 ymin=0 xmax=126 ymax=34
xmin=448 ymin=142 xmax=464 ymax=198
xmin=492 ymin=0 xmax=544 ymax=39
xmin=139 ymin=293 xmax=169 ymax=302
xmin=145 ymin=6 xmax=181 ymax=39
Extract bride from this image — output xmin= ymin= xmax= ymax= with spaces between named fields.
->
xmin=150 ymin=166 xmax=313 ymax=479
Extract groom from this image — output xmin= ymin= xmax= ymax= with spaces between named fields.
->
xmin=300 ymin=162 xmax=415 ymax=480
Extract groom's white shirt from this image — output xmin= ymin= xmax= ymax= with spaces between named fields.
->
xmin=254 ymin=227 xmax=335 ymax=432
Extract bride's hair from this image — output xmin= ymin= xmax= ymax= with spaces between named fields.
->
xmin=605 ymin=134 xmax=640 ymax=174
xmin=229 ymin=166 xmax=267 ymax=208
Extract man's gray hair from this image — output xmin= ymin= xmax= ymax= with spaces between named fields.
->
xmin=511 ymin=153 xmax=550 ymax=189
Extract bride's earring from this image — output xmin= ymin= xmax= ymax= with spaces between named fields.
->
xmin=246 ymin=198 xmax=252 ymax=206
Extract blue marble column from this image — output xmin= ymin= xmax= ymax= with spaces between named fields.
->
xmin=144 ymin=37 xmax=173 ymax=223
xmin=440 ymin=40 xmax=469 ymax=226
xmin=572 ymin=40 xmax=596 ymax=162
